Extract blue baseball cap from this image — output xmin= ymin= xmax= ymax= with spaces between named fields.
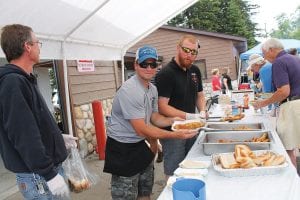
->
xmin=136 ymin=45 xmax=158 ymax=64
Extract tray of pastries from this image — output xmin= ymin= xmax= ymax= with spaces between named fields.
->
xmin=212 ymin=145 xmax=288 ymax=177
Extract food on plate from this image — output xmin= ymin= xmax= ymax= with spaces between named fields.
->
xmin=173 ymin=121 xmax=205 ymax=130
xmin=218 ymin=145 xmax=286 ymax=169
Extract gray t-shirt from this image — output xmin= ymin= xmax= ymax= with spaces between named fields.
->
xmin=107 ymin=75 xmax=158 ymax=143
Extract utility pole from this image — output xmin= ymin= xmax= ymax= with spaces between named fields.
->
xmin=264 ymin=23 xmax=268 ymax=38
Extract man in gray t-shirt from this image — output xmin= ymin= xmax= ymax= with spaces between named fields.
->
xmin=104 ymin=45 xmax=197 ymax=200
xmin=107 ymin=74 xmax=158 ymax=143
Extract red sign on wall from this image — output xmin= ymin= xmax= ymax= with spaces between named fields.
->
xmin=77 ymin=60 xmax=95 ymax=72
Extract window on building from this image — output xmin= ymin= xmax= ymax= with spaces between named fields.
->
xmin=194 ymin=59 xmax=207 ymax=80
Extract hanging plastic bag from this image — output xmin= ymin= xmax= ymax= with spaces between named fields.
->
xmin=62 ymin=147 xmax=99 ymax=193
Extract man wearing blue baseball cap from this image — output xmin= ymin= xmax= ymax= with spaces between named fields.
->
xmin=103 ymin=45 xmax=198 ymax=200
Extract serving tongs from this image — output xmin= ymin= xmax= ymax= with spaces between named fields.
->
xmin=206 ymin=116 xmax=223 ymax=122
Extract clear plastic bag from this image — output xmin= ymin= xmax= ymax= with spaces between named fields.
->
xmin=62 ymin=147 xmax=99 ymax=193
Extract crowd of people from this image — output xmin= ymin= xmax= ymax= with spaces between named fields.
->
xmin=0 ymin=23 xmax=300 ymax=200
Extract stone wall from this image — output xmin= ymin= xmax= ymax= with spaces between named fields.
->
xmin=203 ymin=82 xmax=213 ymax=99
xmin=73 ymin=98 xmax=113 ymax=157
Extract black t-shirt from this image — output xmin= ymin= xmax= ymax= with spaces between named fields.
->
xmin=221 ymin=74 xmax=233 ymax=90
xmin=155 ymin=58 xmax=203 ymax=113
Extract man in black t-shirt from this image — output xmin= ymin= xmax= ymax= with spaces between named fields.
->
xmin=155 ymin=35 xmax=207 ymax=178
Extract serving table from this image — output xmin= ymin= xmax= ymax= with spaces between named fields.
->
xmin=157 ymin=105 xmax=300 ymax=200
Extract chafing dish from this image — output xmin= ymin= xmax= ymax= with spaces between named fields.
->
xmin=199 ymin=130 xmax=273 ymax=155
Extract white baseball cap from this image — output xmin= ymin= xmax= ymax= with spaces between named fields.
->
xmin=247 ymin=54 xmax=264 ymax=70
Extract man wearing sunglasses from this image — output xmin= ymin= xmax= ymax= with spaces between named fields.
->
xmin=155 ymin=35 xmax=207 ymax=178
xmin=103 ymin=45 xmax=198 ymax=200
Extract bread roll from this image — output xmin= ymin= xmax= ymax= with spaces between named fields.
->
xmin=229 ymin=163 xmax=240 ymax=169
xmin=80 ymin=179 xmax=89 ymax=190
xmin=73 ymin=180 xmax=82 ymax=192
xmin=270 ymin=155 xmax=286 ymax=166
xmin=263 ymin=155 xmax=276 ymax=166
xmin=219 ymin=154 xmax=238 ymax=169
xmin=239 ymin=157 xmax=257 ymax=168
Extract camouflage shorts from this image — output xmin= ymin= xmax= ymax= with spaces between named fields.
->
xmin=111 ymin=162 xmax=154 ymax=200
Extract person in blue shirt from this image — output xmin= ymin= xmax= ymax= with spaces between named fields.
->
xmin=248 ymin=54 xmax=274 ymax=93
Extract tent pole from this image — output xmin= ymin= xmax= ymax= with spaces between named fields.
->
xmin=121 ymin=50 xmax=125 ymax=84
xmin=62 ymin=42 xmax=74 ymax=136
xmin=237 ymin=59 xmax=241 ymax=86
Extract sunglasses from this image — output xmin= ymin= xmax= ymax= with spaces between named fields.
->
xmin=139 ymin=62 xmax=158 ymax=69
xmin=180 ymin=45 xmax=198 ymax=55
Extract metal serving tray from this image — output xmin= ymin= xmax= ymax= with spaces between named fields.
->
xmin=199 ymin=130 xmax=273 ymax=155
xmin=206 ymin=122 xmax=265 ymax=131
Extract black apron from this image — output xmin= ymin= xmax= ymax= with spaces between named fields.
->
xmin=103 ymin=137 xmax=154 ymax=177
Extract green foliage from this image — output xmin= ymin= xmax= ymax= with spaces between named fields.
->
xmin=48 ymin=68 xmax=57 ymax=90
xmin=168 ymin=0 xmax=259 ymax=48
xmin=270 ymin=6 xmax=300 ymax=39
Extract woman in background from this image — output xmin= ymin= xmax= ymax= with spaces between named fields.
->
xmin=211 ymin=68 xmax=221 ymax=96
xmin=221 ymin=67 xmax=233 ymax=94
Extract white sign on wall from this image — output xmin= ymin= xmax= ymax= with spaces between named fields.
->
xmin=77 ymin=60 xmax=95 ymax=72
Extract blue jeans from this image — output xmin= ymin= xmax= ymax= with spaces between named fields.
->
xmin=161 ymin=134 xmax=198 ymax=175
xmin=16 ymin=166 xmax=66 ymax=200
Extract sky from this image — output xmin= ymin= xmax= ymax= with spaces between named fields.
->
xmin=249 ymin=0 xmax=300 ymax=40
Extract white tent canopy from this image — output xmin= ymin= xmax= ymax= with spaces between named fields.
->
xmin=0 ymin=0 xmax=198 ymax=135
xmin=0 ymin=0 xmax=197 ymax=60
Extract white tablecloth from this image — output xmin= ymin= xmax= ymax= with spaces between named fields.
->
xmin=157 ymin=106 xmax=300 ymax=200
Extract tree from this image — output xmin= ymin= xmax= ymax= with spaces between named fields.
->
xmin=168 ymin=0 xmax=259 ymax=48
xmin=270 ymin=6 xmax=300 ymax=39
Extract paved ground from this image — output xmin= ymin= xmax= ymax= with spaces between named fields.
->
xmin=4 ymin=153 xmax=166 ymax=200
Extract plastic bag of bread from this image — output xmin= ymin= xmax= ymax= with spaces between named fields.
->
xmin=62 ymin=147 xmax=100 ymax=193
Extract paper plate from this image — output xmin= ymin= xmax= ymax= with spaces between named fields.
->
xmin=171 ymin=119 xmax=206 ymax=132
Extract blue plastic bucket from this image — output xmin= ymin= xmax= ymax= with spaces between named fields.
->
xmin=172 ymin=178 xmax=206 ymax=200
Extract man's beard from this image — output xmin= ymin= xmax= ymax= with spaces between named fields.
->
xmin=178 ymin=56 xmax=193 ymax=68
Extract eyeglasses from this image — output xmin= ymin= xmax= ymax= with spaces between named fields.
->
xmin=180 ymin=45 xmax=198 ymax=55
xmin=28 ymin=40 xmax=42 ymax=48
xmin=139 ymin=62 xmax=158 ymax=69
